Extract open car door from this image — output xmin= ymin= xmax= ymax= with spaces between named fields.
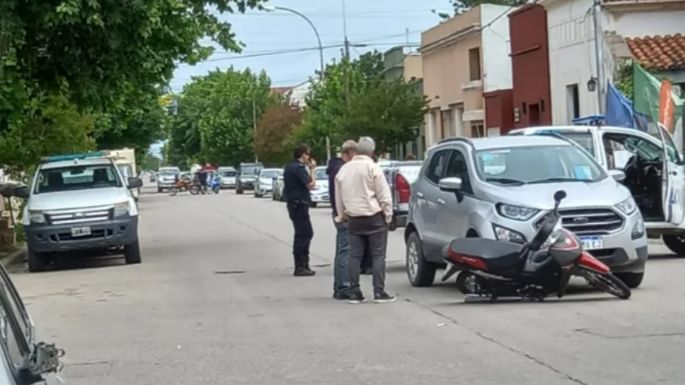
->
xmin=657 ymin=123 xmax=685 ymax=226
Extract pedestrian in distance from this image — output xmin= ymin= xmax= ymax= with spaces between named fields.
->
xmin=283 ymin=144 xmax=317 ymax=277
xmin=335 ymin=137 xmax=396 ymax=304
xmin=327 ymin=140 xmax=358 ymax=300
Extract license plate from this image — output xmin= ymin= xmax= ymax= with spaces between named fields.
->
xmin=580 ymin=236 xmax=603 ymax=250
xmin=71 ymin=227 xmax=91 ymax=238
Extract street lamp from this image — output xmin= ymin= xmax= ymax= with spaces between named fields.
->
xmin=263 ymin=5 xmax=325 ymax=80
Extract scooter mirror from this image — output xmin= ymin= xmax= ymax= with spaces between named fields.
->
xmin=553 ymin=190 xmax=567 ymax=202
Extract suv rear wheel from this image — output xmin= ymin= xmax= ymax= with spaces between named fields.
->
xmin=406 ymin=232 xmax=436 ymax=287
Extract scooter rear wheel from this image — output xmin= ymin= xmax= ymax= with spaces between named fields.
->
xmin=168 ymin=187 xmax=178 ymax=197
xmin=581 ymin=268 xmax=631 ymax=299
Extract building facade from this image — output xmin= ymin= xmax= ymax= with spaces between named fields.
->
xmin=421 ymin=4 xmax=514 ymax=145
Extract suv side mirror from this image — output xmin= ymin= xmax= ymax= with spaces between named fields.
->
xmin=438 ymin=177 xmax=462 ymax=192
xmin=128 ymin=178 xmax=143 ymax=189
xmin=608 ymin=169 xmax=626 ymax=183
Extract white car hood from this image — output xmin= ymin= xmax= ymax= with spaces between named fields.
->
xmin=29 ymin=188 xmax=131 ymax=211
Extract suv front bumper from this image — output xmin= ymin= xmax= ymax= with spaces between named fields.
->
xmin=25 ymin=216 xmax=138 ymax=253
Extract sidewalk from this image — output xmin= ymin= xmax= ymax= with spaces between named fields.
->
xmin=0 ymin=245 xmax=25 ymax=268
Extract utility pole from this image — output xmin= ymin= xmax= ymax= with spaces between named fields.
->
xmin=592 ymin=0 xmax=604 ymax=115
xmin=252 ymin=93 xmax=258 ymax=163
xmin=343 ymin=0 xmax=350 ymax=107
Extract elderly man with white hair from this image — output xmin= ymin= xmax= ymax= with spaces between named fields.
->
xmin=334 ymin=136 xmax=395 ymax=304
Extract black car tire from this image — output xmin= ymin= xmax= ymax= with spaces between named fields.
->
xmin=157 ymin=187 xmax=162 ymax=193
xmin=124 ymin=240 xmax=142 ymax=264
xmin=662 ymin=234 xmax=685 ymax=256
xmin=236 ymin=186 xmax=244 ymax=194
xmin=27 ymin=248 xmax=48 ymax=272
xmin=614 ymin=272 xmax=644 ymax=289
xmin=406 ymin=232 xmax=436 ymax=287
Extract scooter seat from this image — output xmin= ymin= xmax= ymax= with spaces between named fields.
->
xmin=448 ymin=238 xmax=523 ymax=271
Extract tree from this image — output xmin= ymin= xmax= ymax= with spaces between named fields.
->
xmin=296 ymin=52 xmax=428 ymax=158
xmin=166 ymin=68 xmax=273 ymax=167
xmin=0 ymin=0 xmax=263 ymax=172
xmin=255 ymin=102 xmax=303 ymax=166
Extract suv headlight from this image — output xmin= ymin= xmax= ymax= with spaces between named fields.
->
xmin=497 ymin=203 xmax=540 ymax=221
xmin=493 ymin=224 xmax=526 ymax=244
xmin=616 ymin=197 xmax=637 ymax=215
xmin=113 ymin=202 xmax=130 ymax=217
xmin=29 ymin=211 xmax=46 ymax=224
xmin=632 ymin=217 xmax=645 ymax=239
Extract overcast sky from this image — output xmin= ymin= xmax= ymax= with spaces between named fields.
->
xmin=171 ymin=0 xmax=452 ymax=91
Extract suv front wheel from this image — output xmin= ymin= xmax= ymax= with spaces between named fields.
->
xmin=406 ymin=232 xmax=437 ymax=287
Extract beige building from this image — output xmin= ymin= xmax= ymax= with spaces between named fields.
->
xmin=421 ymin=4 xmax=515 ymax=145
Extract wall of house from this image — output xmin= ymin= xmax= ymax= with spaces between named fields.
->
xmin=545 ymin=0 xmax=603 ymax=125
xmin=484 ymin=89 xmax=514 ymax=135
xmin=403 ymin=54 xmax=422 ymax=81
xmin=481 ymin=4 xmax=514 ymax=93
xmin=510 ymin=4 xmax=553 ymax=128
xmin=607 ymin=9 xmax=685 ymax=38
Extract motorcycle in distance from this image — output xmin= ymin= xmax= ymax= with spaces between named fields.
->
xmin=168 ymin=176 xmax=200 ymax=196
xmin=441 ymin=189 xmax=631 ymax=302
xmin=209 ymin=172 xmax=221 ymax=194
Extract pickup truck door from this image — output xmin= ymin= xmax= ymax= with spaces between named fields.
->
xmin=657 ymin=124 xmax=685 ymax=225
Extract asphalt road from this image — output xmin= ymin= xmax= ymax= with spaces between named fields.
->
xmin=9 ymin=188 xmax=685 ymax=385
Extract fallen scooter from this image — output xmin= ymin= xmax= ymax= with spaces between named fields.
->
xmin=441 ymin=190 xmax=631 ymax=302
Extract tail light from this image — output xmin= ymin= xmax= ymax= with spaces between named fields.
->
xmin=395 ymin=173 xmax=411 ymax=203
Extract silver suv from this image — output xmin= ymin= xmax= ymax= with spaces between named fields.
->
xmin=405 ymin=136 xmax=648 ymax=289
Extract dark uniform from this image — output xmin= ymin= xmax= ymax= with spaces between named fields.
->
xmin=283 ymin=161 xmax=313 ymax=271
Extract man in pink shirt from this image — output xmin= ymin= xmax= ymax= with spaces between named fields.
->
xmin=334 ymin=137 xmax=395 ymax=304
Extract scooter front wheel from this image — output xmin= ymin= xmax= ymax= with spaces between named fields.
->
xmin=168 ymin=187 xmax=178 ymax=197
xmin=189 ymin=185 xmax=200 ymax=195
xmin=580 ymin=268 xmax=631 ymax=299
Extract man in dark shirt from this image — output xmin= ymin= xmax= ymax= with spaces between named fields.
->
xmin=326 ymin=140 xmax=358 ymax=299
xmin=283 ymin=144 xmax=316 ymax=276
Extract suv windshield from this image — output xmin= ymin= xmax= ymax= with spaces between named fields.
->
xmin=242 ymin=167 xmax=259 ymax=175
xmin=221 ymin=171 xmax=237 ymax=177
xmin=35 ymin=164 xmax=123 ymax=194
xmin=261 ymin=170 xmax=279 ymax=179
xmin=556 ymin=132 xmax=595 ymax=156
xmin=475 ymin=145 xmax=606 ymax=185
xmin=160 ymin=169 xmax=179 ymax=176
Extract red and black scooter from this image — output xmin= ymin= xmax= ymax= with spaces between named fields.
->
xmin=442 ymin=191 xmax=631 ymax=302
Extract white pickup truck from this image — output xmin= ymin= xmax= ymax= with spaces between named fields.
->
xmin=22 ymin=152 xmax=143 ymax=272
xmin=511 ymin=124 xmax=685 ymax=255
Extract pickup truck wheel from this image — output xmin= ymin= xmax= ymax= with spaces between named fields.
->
xmin=406 ymin=232 xmax=436 ymax=287
xmin=124 ymin=240 xmax=142 ymax=264
xmin=157 ymin=187 xmax=162 ymax=193
xmin=662 ymin=234 xmax=685 ymax=256
xmin=236 ymin=187 xmax=244 ymax=195
xmin=27 ymin=249 xmax=48 ymax=272
xmin=614 ymin=272 xmax=644 ymax=289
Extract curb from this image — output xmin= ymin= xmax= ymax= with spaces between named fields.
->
xmin=1 ymin=247 xmax=26 ymax=268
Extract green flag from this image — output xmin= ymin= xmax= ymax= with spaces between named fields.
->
xmin=633 ymin=63 xmax=683 ymax=124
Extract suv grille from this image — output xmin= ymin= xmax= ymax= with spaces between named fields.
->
xmin=537 ymin=209 xmax=624 ymax=235
xmin=46 ymin=208 xmax=112 ymax=225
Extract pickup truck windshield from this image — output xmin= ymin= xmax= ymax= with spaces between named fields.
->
xmin=159 ymin=169 xmax=179 ymax=176
xmin=221 ymin=171 xmax=237 ymax=177
xmin=476 ymin=145 xmax=605 ymax=185
xmin=242 ymin=167 xmax=259 ymax=175
xmin=261 ymin=170 xmax=280 ymax=179
xmin=35 ymin=164 xmax=123 ymax=194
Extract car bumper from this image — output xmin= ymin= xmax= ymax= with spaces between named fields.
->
xmin=157 ymin=181 xmax=175 ymax=188
xmin=487 ymin=211 xmax=648 ymax=273
xmin=25 ymin=216 xmax=138 ymax=253
xmin=311 ymin=194 xmax=329 ymax=203
xmin=221 ymin=183 xmax=236 ymax=188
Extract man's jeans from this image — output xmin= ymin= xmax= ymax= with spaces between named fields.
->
xmin=333 ymin=215 xmax=350 ymax=295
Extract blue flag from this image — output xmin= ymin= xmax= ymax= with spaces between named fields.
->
xmin=606 ymin=82 xmax=636 ymax=128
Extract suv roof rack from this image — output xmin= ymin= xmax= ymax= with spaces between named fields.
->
xmin=41 ymin=151 xmax=107 ymax=163
xmin=437 ymin=137 xmax=473 ymax=146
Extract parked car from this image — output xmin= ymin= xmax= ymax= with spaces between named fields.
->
xmin=236 ymin=162 xmax=263 ymax=194
xmin=510 ymin=124 xmax=685 ymax=256
xmin=0 ymin=258 xmax=65 ymax=384
xmin=272 ymin=174 xmax=285 ymax=202
xmin=380 ymin=160 xmax=423 ymax=231
xmin=254 ymin=168 xmax=282 ymax=198
xmin=310 ymin=166 xmax=329 ymax=207
xmin=405 ymin=136 xmax=648 ymax=289
xmin=157 ymin=167 xmax=180 ymax=193
xmin=218 ymin=167 xmax=237 ymax=189
xmin=23 ymin=152 xmax=143 ymax=271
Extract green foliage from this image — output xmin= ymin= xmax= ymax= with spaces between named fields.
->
xmin=0 ymin=0 xmax=262 ymax=172
xmin=255 ymin=102 xmax=303 ymax=167
xmin=0 ymin=94 xmax=96 ymax=175
xmin=296 ymin=52 xmax=428 ymax=158
xmin=166 ymin=68 xmax=274 ymax=167
xmin=615 ymin=62 xmax=634 ymax=101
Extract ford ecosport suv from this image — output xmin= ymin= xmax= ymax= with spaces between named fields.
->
xmin=405 ymin=136 xmax=648 ymax=289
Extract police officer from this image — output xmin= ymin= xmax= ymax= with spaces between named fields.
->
xmin=283 ymin=144 xmax=317 ymax=276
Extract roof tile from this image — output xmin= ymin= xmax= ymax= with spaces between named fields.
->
xmin=626 ymin=34 xmax=685 ymax=71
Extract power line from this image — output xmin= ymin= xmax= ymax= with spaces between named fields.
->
xmin=177 ymin=44 xmax=345 ymax=66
